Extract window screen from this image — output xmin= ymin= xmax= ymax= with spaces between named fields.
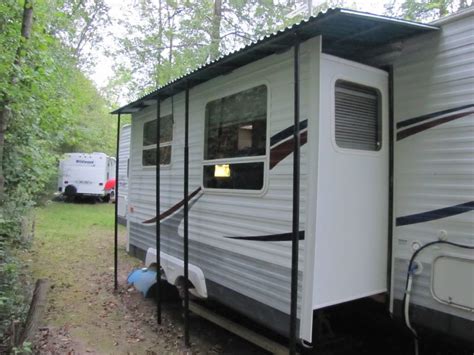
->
xmin=143 ymin=115 xmax=173 ymax=146
xmin=203 ymin=85 xmax=267 ymax=190
xmin=335 ymin=80 xmax=381 ymax=151
xmin=142 ymin=115 xmax=173 ymax=166
xmin=142 ymin=146 xmax=171 ymax=166
xmin=205 ymin=85 xmax=267 ymax=160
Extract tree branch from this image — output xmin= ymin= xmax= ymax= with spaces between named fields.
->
xmin=220 ymin=31 xmax=253 ymax=41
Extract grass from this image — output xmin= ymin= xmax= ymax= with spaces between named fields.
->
xmin=31 ymin=202 xmax=126 ymax=323
xmin=29 ymin=201 xmax=125 ymax=300
xmin=23 ymin=201 xmax=150 ymax=353
xmin=36 ymin=201 xmax=117 ymax=236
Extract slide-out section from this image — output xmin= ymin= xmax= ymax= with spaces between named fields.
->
xmin=302 ymin=54 xmax=389 ymax=342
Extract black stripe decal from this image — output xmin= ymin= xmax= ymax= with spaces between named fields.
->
xmin=143 ymin=187 xmax=202 ymax=223
xmin=396 ymin=201 xmax=474 ymax=226
xmin=397 ymin=110 xmax=474 ymax=141
xmin=227 ymin=231 xmax=305 ymax=241
xmin=270 ymin=120 xmax=308 ymax=147
xmin=396 ymin=104 xmax=474 ymax=129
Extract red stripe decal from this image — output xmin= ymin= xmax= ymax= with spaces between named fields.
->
xmin=270 ymin=130 xmax=307 ymax=169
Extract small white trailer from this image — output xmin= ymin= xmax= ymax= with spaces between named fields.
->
xmin=58 ymin=152 xmax=116 ymax=201
xmin=112 ymin=7 xmax=474 ymax=350
xmin=117 ymin=125 xmax=131 ymax=225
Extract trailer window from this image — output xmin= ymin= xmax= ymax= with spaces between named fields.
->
xmin=142 ymin=114 xmax=173 ymax=166
xmin=142 ymin=146 xmax=171 ymax=166
xmin=203 ymin=162 xmax=264 ymax=190
xmin=205 ymin=85 xmax=267 ymax=160
xmin=203 ymin=85 xmax=267 ymax=190
xmin=335 ymin=80 xmax=381 ymax=151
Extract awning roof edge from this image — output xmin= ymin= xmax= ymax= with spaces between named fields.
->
xmin=111 ymin=7 xmax=438 ymax=115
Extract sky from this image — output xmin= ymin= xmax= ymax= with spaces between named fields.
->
xmin=91 ymin=0 xmax=391 ymax=94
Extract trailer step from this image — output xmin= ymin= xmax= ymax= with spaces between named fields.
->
xmin=189 ymin=301 xmax=290 ymax=355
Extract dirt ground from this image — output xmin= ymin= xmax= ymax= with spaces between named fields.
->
xmin=23 ymin=201 xmax=264 ymax=355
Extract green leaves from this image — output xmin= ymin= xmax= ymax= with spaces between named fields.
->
xmin=385 ymin=0 xmax=472 ymax=20
xmin=110 ymin=0 xmax=299 ymax=101
xmin=0 ymin=0 xmax=116 ymax=204
xmin=0 ymin=1 xmax=116 ymax=347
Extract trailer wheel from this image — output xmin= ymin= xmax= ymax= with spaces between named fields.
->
xmin=175 ymin=277 xmax=196 ymax=301
xmin=64 ymin=184 xmax=77 ymax=196
xmin=147 ymin=280 xmax=180 ymax=301
xmin=64 ymin=185 xmax=77 ymax=203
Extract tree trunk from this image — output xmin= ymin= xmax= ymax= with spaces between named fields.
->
xmin=156 ymin=0 xmax=163 ymax=86
xmin=439 ymin=0 xmax=449 ymax=16
xmin=167 ymin=3 xmax=173 ymax=68
xmin=169 ymin=34 xmax=173 ymax=64
xmin=458 ymin=0 xmax=472 ymax=8
xmin=0 ymin=0 xmax=34 ymax=204
xmin=0 ymin=108 xmax=11 ymax=202
xmin=20 ymin=1 xmax=34 ymax=40
xmin=210 ymin=0 xmax=222 ymax=60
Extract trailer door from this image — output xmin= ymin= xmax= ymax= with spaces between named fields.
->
xmin=309 ymin=54 xmax=389 ymax=312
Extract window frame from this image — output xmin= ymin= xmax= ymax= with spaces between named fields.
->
xmin=142 ymin=114 xmax=174 ymax=168
xmin=331 ymin=77 xmax=383 ymax=155
xmin=201 ymin=82 xmax=270 ymax=195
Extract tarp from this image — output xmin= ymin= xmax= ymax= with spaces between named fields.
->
xmin=127 ymin=268 xmax=157 ymax=297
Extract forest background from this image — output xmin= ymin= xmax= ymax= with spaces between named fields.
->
xmin=0 ymin=0 xmax=472 ymax=351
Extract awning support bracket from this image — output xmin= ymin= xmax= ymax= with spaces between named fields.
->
xmin=155 ymin=96 xmax=162 ymax=324
xmin=289 ymin=34 xmax=301 ymax=355
xmin=113 ymin=113 xmax=121 ymax=291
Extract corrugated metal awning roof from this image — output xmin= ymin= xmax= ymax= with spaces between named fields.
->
xmin=111 ymin=8 xmax=438 ymax=114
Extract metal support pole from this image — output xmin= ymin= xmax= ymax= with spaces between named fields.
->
xmin=155 ymin=97 xmax=162 ymax=324
xmin=114 ymin=113 xmax=121 ymax=291
xmin=289 ymin=36 xmax=300 ymax=355
xmin=387 ymin=66 xmax=395 ymax=309
xmin=183 ymin=84 xmax=190 ymax=347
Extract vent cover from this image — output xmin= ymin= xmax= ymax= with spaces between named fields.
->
xmin=335 ymin=80 xmax=381 ymax=151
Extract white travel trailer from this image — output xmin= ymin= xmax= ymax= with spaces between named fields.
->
xmin=117 ymin=125 xmax=131 ymax=224
xmin=112 ymin=8 xmax=473 ymax=349
xmin=58 ymin=152 xmax=116 ymax=200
